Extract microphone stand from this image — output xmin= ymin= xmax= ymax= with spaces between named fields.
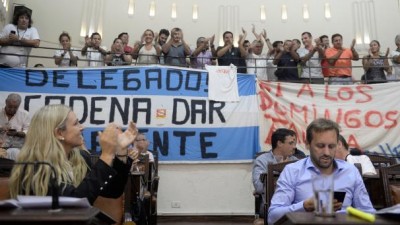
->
xmin=6 ymin=161 xmax=61 ymax=210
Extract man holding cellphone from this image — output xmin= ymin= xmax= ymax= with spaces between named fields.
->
xmin=0 ymin=7 xmax=40 ymax=67
xmin=268 ymin=119 xmax=375 ymax=224
xmin=0 ymin=93 xmax=30 ymax=160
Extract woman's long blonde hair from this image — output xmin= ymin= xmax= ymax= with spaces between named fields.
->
xmin=9 ymin=104 xmax=88 ymax=198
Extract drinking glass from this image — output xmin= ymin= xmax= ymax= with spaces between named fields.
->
xmin=312 ymin=174 xmax=335 ymax=217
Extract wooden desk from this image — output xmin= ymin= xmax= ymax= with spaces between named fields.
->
xmin=0 ymin=207 xmax=115 ymax=225
xmin=275 ymin=212 xmax=398 ymax=225
xmin=363 ymin=173 xmax=385 ymax=209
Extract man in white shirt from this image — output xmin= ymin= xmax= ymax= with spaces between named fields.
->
xmin=0 ymin=7 xmax=40 ymax=67
xmin=81 ymin=32 xmax=107 ymax=67
xmin=389 ymin=34 xmax=400 ymax=81
xmin=335 ymin=134 xmax=377 ymax=175
xmin=295 ymin=32 xmax=325 ymax=84
xmin=0 ymin=93 xmax=30 ymax=160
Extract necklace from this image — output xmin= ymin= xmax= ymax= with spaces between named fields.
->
xmin=16 ymin=25 xmax=27 ymax=40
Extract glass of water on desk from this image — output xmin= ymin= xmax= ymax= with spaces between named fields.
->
xmin=312 ymin=174 xmax=335 ymax=217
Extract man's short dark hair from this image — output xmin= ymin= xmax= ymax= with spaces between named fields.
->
xmin=292 ymin=39 xmax=301 ymax=45
xmin=301 ymin=32 xmax=312 ymax=38
xmin=339 ymin=135 xmax=349 ymax=151
xmin=118 ymin=32 xmax=128 ymax=39
xmin=319 ymin=35 xmax=328 ymax=42
xmin=271 ymin=128 xmax=296 ymax=150
xmin=331 ymin=33 xmax=343 ymax=43
xmin=12 ymin=7 xmax=33 ymax=28
xmin=272 ymin=41 xmax=283 ymax=48
xmin=159 ymin=29 xmax=170 ymax=37
xmin=306 ymin=118 xmax=340 ymax=144
xmin=91 ymin=32 xmax=101 ymax=39
xmin=223 ymin=31 xmax=233 ymax=39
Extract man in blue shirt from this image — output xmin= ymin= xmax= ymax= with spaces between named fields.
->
xmin=268 ymin=118 xmax=375 ymax=224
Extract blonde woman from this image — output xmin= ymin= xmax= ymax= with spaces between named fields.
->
xmin=9 ymin=104 xmax=137 ymax=204
xmin=133 ymin=29 xmax=161 ymax=65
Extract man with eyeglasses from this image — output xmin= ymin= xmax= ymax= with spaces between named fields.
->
xmin=128 ymin=133 xmax=154 ymax=163
xmin=0 ymin=93 xmax=30 ymax=160
xmin=252 ymin=128 xmax=298 ymax=218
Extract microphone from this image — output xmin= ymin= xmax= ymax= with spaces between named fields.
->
xmin=3 ymin=160 xmax=60 ymax=210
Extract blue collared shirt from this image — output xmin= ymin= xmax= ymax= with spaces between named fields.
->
xmin=268 ymin=157 xmax=375 ymax=224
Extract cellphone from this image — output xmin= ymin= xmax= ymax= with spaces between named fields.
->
xmin=334 ymin=191 xmax=346 ymax=202
xmin=10 ymin=31 xmax=16 ymax=34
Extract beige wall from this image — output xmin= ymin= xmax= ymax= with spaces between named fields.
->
xmin=6 ymin=0 xmax=400 ymax=215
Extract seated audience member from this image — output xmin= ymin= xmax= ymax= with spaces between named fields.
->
xmin=33 ymin=63 xmax=44 ymax=67
xmin=362 ymin=40 xmax=391 ymax=84
xmin=9 ymin=104 xmax=138 ymax=204
xmin=162 ymin=27 xmax=191 ymax=67
xmin=128 ymin=133 xmax=154 ymax=163
xmin=0 ymin=7 xmax=40 ymax=67
xmin=325 ymin=34 xmax=359 ymax=85
xmin=54 ymin=32 xmax=78 ymax=67
xmin=133 ymin=29 xmax=161 ymax=65
xmin=216 ymin=30 xmax=247 ymax=73
xmin=389 ymin=34 xmax=400 ymax=81
xmin=81 ymin=32 xmax=107 ymax=67
xmin=268 ymin=118 xmax=375 ymax=224
xmin=252 ymin=128 xmax=298 ymax=217
xmin=118 ymin=32 xmax=133 ymax=54
xmin=0 ymin=93 xmax=30 ymax=160
xmin=335 ymin=135 xmax=377 ymax=175
xmin=190 ymin=35 xmax=216 ymax=69
xmin=104 ymin=38 xmax=132 ymax=66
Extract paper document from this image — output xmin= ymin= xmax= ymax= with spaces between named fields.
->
xmin=0 ymin=199 xmax=19 ymax=208
xmin=16 ymin=195 xmax=90 ymax=208
xmin=376 ymin=204 xmax=400 ymax=215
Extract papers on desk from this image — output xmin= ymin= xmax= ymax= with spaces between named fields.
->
xmin=0 ymin=199 xmax=19 ymax=208
xmin=376 ymin=204 xmax=400 ymax=214
xmin=0 ymin=196 xmax=90 ymax=209
xmin=376 ymin=204 xmax=400 ymax=219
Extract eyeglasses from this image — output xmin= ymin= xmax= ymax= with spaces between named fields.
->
xmin=135 ymin=139 xmax=147 ymax=142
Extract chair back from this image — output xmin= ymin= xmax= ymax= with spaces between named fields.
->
xmin=93 ymin=195 xmax=124 ymax=225
xmin=379 ymin=163 xmax=400 ymax=207
xmin=0 ymin=158 xmax=13 ymax=200
xmin=0 ymin=158 xmax=14 ymax=177
xmin=0 ymin=177 xmax=10 ymax=200
xmin=366 ymin=154 xmax=396 ymax=169
xmin=265 ymin=160 xmax=298 ymax=217
xmin=353 ymin=163 xmax=362 ymax=176
xmin=148 ymin=150 xmax=158 ymax=175
xmin=91 ymin=153 xmax=124 ymax=225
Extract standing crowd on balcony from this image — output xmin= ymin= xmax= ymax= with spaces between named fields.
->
xmin=0 ymin=7 xmax=399 ymax=85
